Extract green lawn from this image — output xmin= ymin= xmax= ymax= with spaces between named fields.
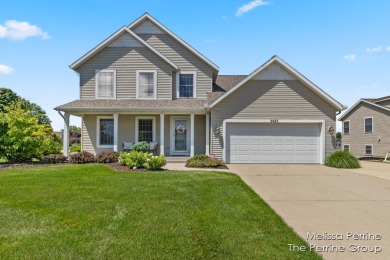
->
xmin=0 ymin=164 xmax=320 ymax=259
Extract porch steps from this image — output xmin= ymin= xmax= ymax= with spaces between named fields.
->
xmin=165 ymin=156 xmax=189 ymax=163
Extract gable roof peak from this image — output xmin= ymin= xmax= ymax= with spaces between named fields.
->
xmin=128 ymin=13 xmax=219 ymax=71
xmin=209 ymin=55 xmax=346 ymax=111
xmin=69 ymin=26 xmax=178 ymax=70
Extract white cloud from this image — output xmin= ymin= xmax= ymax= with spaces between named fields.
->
xmin=344 ymin=54 xmax=356 ymax=61
xmin=236 ymin=0 xmax=269 ymax=17
xmin=366 ymin=46 xmax=382 ymax=52
xmin=0 ymin=20 xmax=49 ymax=40
xmin=386 ymin=46 xmax=390 ymax=51
xmin=0 ymin=64 xmax=14 ymax=74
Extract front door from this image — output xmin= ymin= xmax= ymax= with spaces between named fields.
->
xmin=170 ymin=117 xmax=190 ymax=155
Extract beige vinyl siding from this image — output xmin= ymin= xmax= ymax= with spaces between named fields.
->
xmin=137 ymin=34 xmax=213 ymax=99
xmin=78 ymin=47 xmax=173 ymax=100
xmin=82 ymin=114 xmax=160 ymax=155
xmin=194 ymin=115 xmax=206 ymax=154
xmin=82 ymin=114 xmax=113 ymax=155
xmin=376 ymin=99 xmax=390 ymax=109
xmin=81 ymin=114 xmax=205 ymax=155
xmin=342 ymin=102 xmax=390 ymax=158
xmin=210 ymin=80 xmax=336 ymax=160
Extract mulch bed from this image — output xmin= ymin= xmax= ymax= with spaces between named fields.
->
xmin=0 ymin=162 xmax=168 ymax=172
xmin=0 ymin=162 xmax=228 ymax=172
xmin=104 ymin=162 xmax=167 ymax=172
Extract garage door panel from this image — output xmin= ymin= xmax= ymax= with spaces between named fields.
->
xmin=227 ymin=123 xmax=320 ymax=164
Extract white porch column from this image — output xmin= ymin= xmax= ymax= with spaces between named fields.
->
xmin=160 ymin=113 xmax=165 ymax=155
xmin=190 ymin=114 xmax=195 ymax=157
xmin=113 ymin=113 xmax=119 ymax=152
xmin=205 ymin=113 xmax=210 ymax=155
xmin=63 ymin=113 xmax=70 ymax=158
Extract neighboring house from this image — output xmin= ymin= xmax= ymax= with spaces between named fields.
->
xmin=55 ymin=13 xmax=346 ymax=164
xmin=339 ymin=96 xmax=390 ymax=158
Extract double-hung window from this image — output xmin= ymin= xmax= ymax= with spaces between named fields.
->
xmin=97 ymin=116 xmax=114 ymax=148
xmin=364 ymin=117 xmax=373 ymax=133
xmin=135 ymin=116 xmax=156 ymax=142
xmin=96 ymin=70 xmax=116 ymax=99
xmin=177 ymin=72 xmax=196 ymax=98
xmin=343 ymin=121 xmax=350 ymax=134
xmin=137 ymin=70 xmax=157 ymax=99
xmin=343 ymin=144 xmax=350 ymax=152
xmin=365 ymin=145 xmax=373 ymax=156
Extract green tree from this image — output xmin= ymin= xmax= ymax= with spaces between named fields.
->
xmin=69 ymin=125 xmax=81 ymax=134
xmin=0 ymin=87 xmax=51 ymax=124
xmin=0 ymin=101 xmax=61 ymax=162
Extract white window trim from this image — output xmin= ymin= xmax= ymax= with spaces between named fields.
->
xmin=343 ymin=144 xmax=350 ymax=152
xmin=364 ymin=117 xmax=373 ymax=133
xmin=364 ymin=144 xmax=373 ymax=156
xmin=176 ymin=71 xmax=197 ymax=98
xmin=343 ymin=120 xmax=350 ymax=135
xmin=96 ymin=116 xmax=114 ymax=148
xmin=135 ymin=116 xmax=156 ymax=142
xmin=95 ymin=69 xmax=116 ymax=99
xmin=136 ymin=70 xmax=157 ymax=100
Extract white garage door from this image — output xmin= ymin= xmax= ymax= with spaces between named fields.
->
xmin=226 ymin=123 xmax=320 ymax=164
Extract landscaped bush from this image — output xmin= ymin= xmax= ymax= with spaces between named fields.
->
xmin=144 ymin=153 xmax=166 ymax=170
xmin=119 ymin=151 xmax=146 ymax=168
xmin=118 ymin=151 xmax=166 ymax=170
xmin=69 ymin=151 xmax=95 ymax=164
xmin=186 ymin=154 xmax=226 ymax=168
xmin=96 ymin=151 xmax=119 ymax=163
xmin=131 ymin=141 xmax=150 ymax=153
xmin=42 ymin=154 xmax=67 ymax=164
xmin=70 ymin=143 xmax=81 ymax=153
xmin=326 ymin=150 xmax=360 ymax=169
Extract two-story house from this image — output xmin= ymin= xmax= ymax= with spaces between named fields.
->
xmin=55 ymin=13 xmax=346 ymax=164
xmin=339 ymin=96 xmax=390 ymax=158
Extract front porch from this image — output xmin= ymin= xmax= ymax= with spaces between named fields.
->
xmin=61 ymin=112 xmax=210 ymax=157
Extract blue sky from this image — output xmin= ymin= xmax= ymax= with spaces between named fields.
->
xmin=1 ymin=0 xmax=389 ymax=131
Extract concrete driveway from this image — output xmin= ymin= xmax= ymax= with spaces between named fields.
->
xmin=229 ymin=163 xmax=390 ymax=260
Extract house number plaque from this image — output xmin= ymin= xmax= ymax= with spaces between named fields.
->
xmin=270 ymin=119 xmax=279 ymax=123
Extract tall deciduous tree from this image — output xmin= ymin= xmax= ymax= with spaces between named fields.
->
xmin=0 ymin=88 xmax=51 ymax=125
xmin=0 ymin=101 xmax=61 ymax=162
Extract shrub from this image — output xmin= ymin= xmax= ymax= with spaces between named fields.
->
xmin=325 ymin=150 xmax=360 ymax=169
xmin=42 ymin=154 xmax=67 ymax=164
xmin=131 ymin=141 xmax=150 ymax=153
xmin=69 ymin=151 xmax=95 ymax=164
xmin=70 ymin=143 xmax=81 ymax=153
xmin=186 ymin=154 xmax=226 ymax=168
xmin=0 ymin=101 xmax=61 ymax=162
xmin=96 ymin=151 xmax=119 ymax=163
xmin=144 ymin=153 xmax=166 ymax=170
xmin=118 ymin=151 xmax=146 ymax=168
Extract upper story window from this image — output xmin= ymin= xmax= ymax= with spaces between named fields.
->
xmin=343 ymin=121 xmax=350 ymax=134
xmin=96 ymin=70 xmax=116 ymax=99
xmin=177 ymin=71 xmax=196 ymax=98
xmin=137 ymin=70 xmax=157 ymax=99
xmin=364 ymin=117 xmax=373 ymax=133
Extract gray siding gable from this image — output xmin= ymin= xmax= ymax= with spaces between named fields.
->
xmin=341 ymin=102 xmax=390 ymax=158
xmin=79 ymin=46 xmax=173 ymax=100
xmin=211 ymin=79 xmax=336 ymax=159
